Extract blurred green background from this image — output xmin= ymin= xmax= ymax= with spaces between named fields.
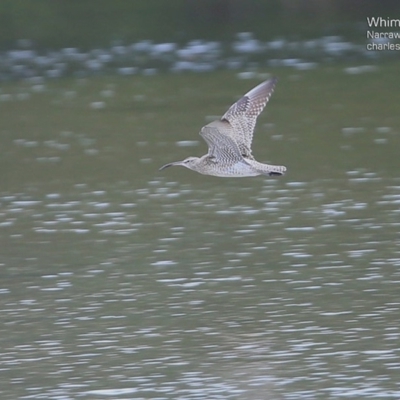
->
xmin=1 ymin=0 xmax=399 ymax=49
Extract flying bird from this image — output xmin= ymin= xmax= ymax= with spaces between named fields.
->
xmin=160 ymin=78 xmax=286 ymax=177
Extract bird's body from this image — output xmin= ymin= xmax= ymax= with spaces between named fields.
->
xmin=160 ymin=78 xmax=286 ymax=178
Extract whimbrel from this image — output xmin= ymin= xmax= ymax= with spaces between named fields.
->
xmin=160 ymin=78 xmax=286 ymax=177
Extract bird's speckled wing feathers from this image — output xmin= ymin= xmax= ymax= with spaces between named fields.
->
xmin=200 ymin=124 xmax=245 ymax=165
xmin=220 ymin=78 xmax=277 ymax=156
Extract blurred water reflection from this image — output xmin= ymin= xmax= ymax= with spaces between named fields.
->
xmin=1 ymin=70 xmax=400 ymax=399
xmin=2 ymin=173 xmax=400 ymax=399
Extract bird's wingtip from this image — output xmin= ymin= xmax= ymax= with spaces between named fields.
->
xmin=268 ymin=76 xmax=278 ymax=87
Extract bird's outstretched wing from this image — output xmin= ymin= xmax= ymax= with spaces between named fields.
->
xmin=200 ymin=125 xmax=245 ymax=165
xmin=220 ymin=78 xmax=277 ymax=156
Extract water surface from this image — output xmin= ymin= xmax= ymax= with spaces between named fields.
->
xmin=1 ymin=68 xmax=400 ymax=399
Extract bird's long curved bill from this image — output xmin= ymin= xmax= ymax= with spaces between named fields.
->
xmin=159 ymin=161 xmax=180 ymax=170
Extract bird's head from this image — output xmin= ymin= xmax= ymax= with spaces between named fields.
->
xmin=159 ymin=156 xmax=200 ymax=172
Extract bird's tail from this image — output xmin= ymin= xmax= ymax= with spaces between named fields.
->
xmin=261 ymin=164 xmax=287 ymax=176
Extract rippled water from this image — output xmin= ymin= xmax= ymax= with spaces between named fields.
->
xmin=1 ymin=70 xmax=400 ymax=399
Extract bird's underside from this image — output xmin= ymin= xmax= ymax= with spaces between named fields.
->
xmin=159 ymin=78 xmax=287 ymax=178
